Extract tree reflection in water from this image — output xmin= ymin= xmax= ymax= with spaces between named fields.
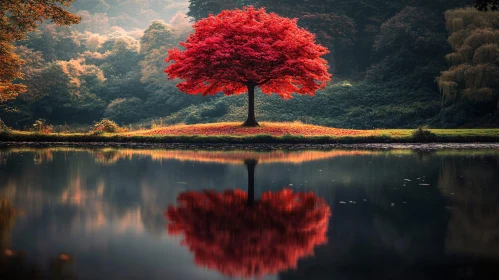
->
xmin=2 ymin=147 xmax=499 ymax=279
xmin=166 ymin=160 xmax=331 ymax=278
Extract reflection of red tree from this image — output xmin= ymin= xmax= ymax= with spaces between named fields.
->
xmin=166 ymin=189 xmax=331 ymax=278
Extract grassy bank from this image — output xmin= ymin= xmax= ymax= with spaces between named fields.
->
xmin=2 ymin=122 xmax=499 ymax=144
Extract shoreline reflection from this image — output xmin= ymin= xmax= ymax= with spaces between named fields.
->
xmin=0 ymin=147 xmax=498 ymax=279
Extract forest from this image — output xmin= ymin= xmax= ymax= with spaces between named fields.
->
xmin=1 ymin=0 xmax=499 ymax=130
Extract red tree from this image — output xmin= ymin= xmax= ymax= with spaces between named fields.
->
xmin=164 ymin=6 xmax=331 ymax=126
xmin=166 ymin=188 xmax=331 ymax=278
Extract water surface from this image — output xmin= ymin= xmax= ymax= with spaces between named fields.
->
xmin=1 ymin=146 xmax=499 ymax=279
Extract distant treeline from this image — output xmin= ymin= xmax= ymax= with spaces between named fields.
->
xmin=1 ymin=0 xmax=498 ymax=129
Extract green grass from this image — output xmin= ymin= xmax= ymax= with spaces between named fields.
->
xmin=2 ymin=127 xmax=499 ymax=144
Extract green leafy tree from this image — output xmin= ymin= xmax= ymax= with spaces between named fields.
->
xmin=28 ymin=63 xmax=76 ymax=121
xmin=104 ymin=97 xmax=144 ymax=124
xmin=140 ymin=20 xmax=201 ymax=118
xmin=92 ymin=35 xmax=146 ymax=101
xmin=188 ymin=0 xmax=248 ymax=20
xmin=140 ymin=21 xmax=177 ymax=54
xmin=367 ymin=7 xmax=450 ymax=89
xmin=100 ymin=36 xmax=141 ymax=78
xmin=22 ymin=25 xmax=84 ymax=62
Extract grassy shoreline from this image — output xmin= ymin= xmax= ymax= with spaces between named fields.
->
xmin=2 ymin=129 xmax=499 ymax=144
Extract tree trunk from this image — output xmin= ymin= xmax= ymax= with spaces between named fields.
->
xmin=245 ymin=159 xmax=257 ymax=207
xmin=242 ymin=83 xmax=259 ymax=127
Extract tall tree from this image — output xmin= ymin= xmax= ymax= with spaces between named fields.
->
xmin=0 ymin=0 xmax=80 ymax=102
xmin=165 ymin=6 xmax=331 ymax=126
xmin=367 ymin=7 xmax=450 ymax=89
xmin=23 ymin=25 xmax=84 ymax=62
xmin=140 ymin=20 xmax=199 ymax=118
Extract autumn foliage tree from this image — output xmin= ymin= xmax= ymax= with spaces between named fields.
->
xmin=0 ymin=0 xmax=80 ymax=102
xmin=165 ymin=6 xmax=331 ymax=126
xmin=437 ymin=8 xmax=499 ymax=112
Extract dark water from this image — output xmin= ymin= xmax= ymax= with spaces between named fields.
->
xmin=1 ymin=146 xmax=499 ymax=280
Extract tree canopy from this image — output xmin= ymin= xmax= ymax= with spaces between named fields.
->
xmin=438 ymin=8 xmax=499 ymax=110
xmin=165 ymin=6 xmax=331 ymax=126
xmin=166 ymin=6 xmax=330 ymax=97
xmin=0 ymin=0 xmax=80 ymax=102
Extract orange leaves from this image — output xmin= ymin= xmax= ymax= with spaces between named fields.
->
xmin=88 ymin=148 xmax=381 ymax=165
xmin=0 ymin=43 xmax=26 ymax=102
xmin=165 ymin=6 xmax=331 ymax=98
xmin=0 ymin=0 xmax=80 ymax=102
xmin=166 ymin=189 xmax=330 ymax=277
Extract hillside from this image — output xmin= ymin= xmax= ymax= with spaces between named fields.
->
xmin=162 ymin=82 xmax=497 ymax=129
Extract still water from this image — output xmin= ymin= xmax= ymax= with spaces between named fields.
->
xmin=1 ymin=145 xmax=499 ymax=279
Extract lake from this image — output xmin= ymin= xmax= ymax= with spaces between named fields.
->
xmin=1 ymin=145 xmax=499 ymax=280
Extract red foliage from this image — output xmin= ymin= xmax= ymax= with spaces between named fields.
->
xmin=166 ymin=188 xmax=331 ymax=278
xmin=165 ymin=6 xmax=331 ymax=99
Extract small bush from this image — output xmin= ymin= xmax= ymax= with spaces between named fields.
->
xmin=32 ymin=119 xmax=53 ymax=134
xmin=0 ymin=119 xmax=11 ymax=134
xmin=93 ymin=118 xmax=121 ymax=133
xmin=412 ymin=126 xmax=437 ymax=142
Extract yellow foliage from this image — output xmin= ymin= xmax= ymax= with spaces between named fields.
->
xmin=438 ymin=81 xmax=459 ymax=102
xmin=463 ymin=28 xmax=497 ymax=50
xmin=445 ymin=8 xmax=499 ymax=33
xmin=457 ymin=45 xmax=475 ymax=62
xmin=84 ymin=32 xmax=108 ymax=51
xmin=438 ymin=8 xmax=499 ymax=104
xmin=448 ymin=30 xmax=470 ymax=48
xmin=445 ymin=52 xmax=465 ymax=64
xmin=464 ymin=64 xmax=499 ymax=88
xmin=473 ymin=44 xmax=499 ymax=63
xmin=439 ymin=64 xmax=471 ymax=84
xmin=463 ymin=87 xmax=496 ymax=103
xmin=0 ymin=0 xmax=80 ymax=102
xmin=57 ymin=59 xmax=105 ymax=89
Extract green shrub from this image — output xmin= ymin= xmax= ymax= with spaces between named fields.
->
xmin=412 ymin=126 xmax=437 ymax=142
xmin=32 ymin=119 xmax=53 ymax=134
xmin=93 ymin=118 xmax=122 ymax=133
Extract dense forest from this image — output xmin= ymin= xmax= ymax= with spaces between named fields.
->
xmin=1 ymin=0 xmax=498 ymax=129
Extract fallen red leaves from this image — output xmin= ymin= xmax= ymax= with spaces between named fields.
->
xmin=137 ymin=122 xmax=369 ymax=137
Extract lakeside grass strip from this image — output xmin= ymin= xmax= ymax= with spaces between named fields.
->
xmin=2 ymin=122 xmax=499 ymax=144
xmin=2 ymin=131 xmax=499 ymax=144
